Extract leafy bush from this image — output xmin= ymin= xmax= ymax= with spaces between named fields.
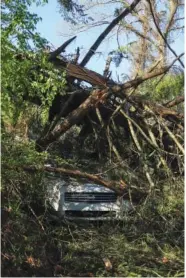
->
xmin=138 ymin=73 xmax=184 ymax=102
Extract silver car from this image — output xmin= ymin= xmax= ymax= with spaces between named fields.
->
xmin=46 ymin=174 xmax=132 ymax=221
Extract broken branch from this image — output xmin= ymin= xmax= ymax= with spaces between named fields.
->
xmin=164 ymin=96 xmax=184 ymax=108
xmin=147 ymin=0 xmax=184 ymax=68
xmin=80 ymin=0 xmax=141 ymax=67
xmin=49 ymin=36 xmax=76 ymax=60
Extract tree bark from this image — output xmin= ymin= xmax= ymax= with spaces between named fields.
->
xmin=4 ymin=164 xmax=146 ymax=200
xmin=36 ymin=89 xmax=108 ymax=151
xmin=49 ymin=36 xmax=76 ymax=60
xmin=80 ymin=0 xmax=141 ymax=67
xmin=164 ymin=96 xmax=184 ymax=108
xmin=36 ymin=55 xmax=184 ymax=151
xmin=147 ymin=0 xmax=184 ymax=68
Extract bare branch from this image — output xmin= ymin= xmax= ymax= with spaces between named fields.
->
xmin=144 ymin=120 xmax=170 ymax=172
xmin=175 ymin=17 xmax=184 ymax=21
xmin=122 ymin=22 xmax=158 ymax=48
xmin=111 ymin=53 xmax=184 ymax=92
xmin=165 ymin=0 xmax=179 ymax=35
xmin=164 ymin=96 xmax=184 ymax=108
xmin=169 ymin=26 xmax=184 ymax=32
xmin=36 ymin=55 xmax=184 ymax=151
xmin=80 ymin=0 xmax=141 ymax=67
xmin=127 ymin=119 xmax=155 ymax=189
xmin=6 ymin=164 xmax=129 ymax=196
xmin=160 ymin=120 xmax=184 ymax=155
xmin=36 ymin=89 xmax=108 ymax=151
xmin=147 ymin=0 xmax=184 ymax=68
xmin=119 ymin=108 xmax=158 ymax=149
xmin=73 ymin=47 xmax=80 ymax=64
xmin=103 ymin=56 xmax=112 ymax=77
xmin=44 ymin=166 xmax=127 ymax=195
xmin=49 ymin=36 xmax=76 ymax=60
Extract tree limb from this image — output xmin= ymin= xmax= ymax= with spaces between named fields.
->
xmin=164 ymin=96 xmax=184 ymax=108
xmin=49 ymin=36 xmax=77 ymax=60
xmin=127 ymin=119 xmax=155 ymax=189
xmin=80 ymin=0 xmax=141 ymax=67
xmin=44 ymin=166 xmax=127 ymax=195
xmin=36 ymin=55 xmax=184 ymax=151
xmin=4 ymin=164 xmax=142 ymax=198
xmin=165 ymin=0 xmax=178 ymax=36
xmin=103 ymin=56 xmax=112 ymax=77
xmin=36 ymin=89 xmax=109 ymax=151
xmin=147 ymin=0 xmax=184 ymax=68
xmin=111 ymin=53 xmax=184 ymax=92
xmin=160 ymin=119 xmax=184 ymax=155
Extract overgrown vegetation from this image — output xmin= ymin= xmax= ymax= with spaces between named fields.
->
xmin=2 ymin=136 xmax=184 ymax=276
xmin=1 ymin=0 xmax=184 ymax=277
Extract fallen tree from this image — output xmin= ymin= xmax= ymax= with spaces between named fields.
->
xmin=4 ymin=163 xmax=146 ymax=201
xmin=3 ymin=0 xmax=184 ymax=191
xmin=2 ymin=1 xmax=184 ymax=276
xmin=36 ymin=54 xmax=184 ymax=151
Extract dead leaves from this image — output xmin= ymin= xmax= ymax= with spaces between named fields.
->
xmin=162 ymin=257 xmax=169 ymax=264
xmin=26 ymin=256 xmax=41 ymax=267
xmin=103 ymin=257 xmax=113 ymax=271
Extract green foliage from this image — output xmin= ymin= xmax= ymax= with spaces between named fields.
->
xmin=2 ymin=132 xmax=48 ymax=169
xmin=1 ymin=0 xmax=48 ymax=50
xmin=153 ymin=74 xmax=184 ymax=101
xmin=57 ymin=0 xmax=94 ymax=25
xmin=1 ymin=0 xmax=184 ymax=277
xmin=29 ymin=53 xmax=67 ymax=105
xmin=138 ymin=73 xmax=184 ymax=102
xmin=2 ymin=49 xmax=67 ymax=126
xmin=2 ymin=163 xmax=184 ymax=277
xmin=1 ymin=0 xmax=67 ymax=127
xmin=2 ymin=130 xmax=184 ymax=277
xmin=1 ymin=132 xmax=48 ymax=239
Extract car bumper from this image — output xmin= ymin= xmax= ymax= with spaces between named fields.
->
xmin=61 ymin=201 xmax=131 ymax=220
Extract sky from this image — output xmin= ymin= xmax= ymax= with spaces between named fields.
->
xmin=29 ymin=0 xmax=126 ymax=80
xmin=29 ymin=0 xmax=184 ymax=81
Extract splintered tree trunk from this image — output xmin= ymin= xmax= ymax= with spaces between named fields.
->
xmin=36 ymin=89 xmax=107 ymax=151
xmin=36 ymin=54 xmax=183 ymax=152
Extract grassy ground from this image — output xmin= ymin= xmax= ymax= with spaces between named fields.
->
xmin=2 ymin=177 xmax=184 ymax=277
xmin=1 ymin=134 xmax=184 ymax=277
